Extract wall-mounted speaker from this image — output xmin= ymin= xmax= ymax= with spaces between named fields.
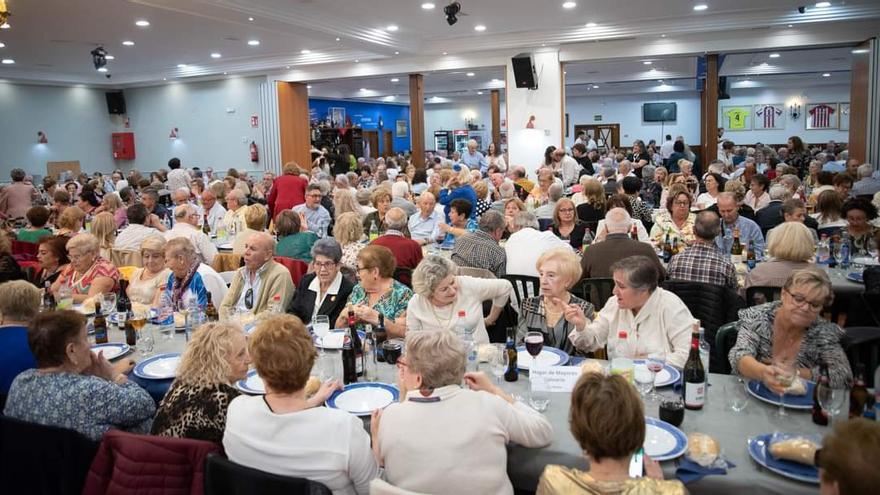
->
xmin=105 ymin=91 xmax=126 ymax=114
xmin=718 ymin=76 xmax=730 ymax=100
xmin=511 ymin=53 xmax=537 ymax=90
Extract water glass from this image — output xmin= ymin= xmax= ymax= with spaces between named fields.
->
xmin=633 ymin=364 xmax=654 ymax=398
xmin=816 ymin=382 xmax=847 ymax=425
xmin=312 ymin=315 xmax=331 ymax=353
xmin=489 ymin=344 xmax=508 ymax=385
xmin=724 ymin=377 xmax=750 ymax=412
xmin=773 ymin=358 xmax=797 ymax=417
xmin=100 ymin=293 xmax=116 ymax=315
xmin=138 ymin=325 xmax=155 ymax=357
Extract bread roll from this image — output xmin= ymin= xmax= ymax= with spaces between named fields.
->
xmin=769 ymin=438 xmax=818 ymax=466
xmin=687 ymin=433 xmax=720 ymax=467
xmin=580 ymin=360 xmax=604 ymax=375
xmin=786 ymin=378 xmax=807 ymax=396
xmin=305 ymin=376 xmax=321 ymax=398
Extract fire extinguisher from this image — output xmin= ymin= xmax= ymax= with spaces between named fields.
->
xmin=249 ymin=141 xmax=259 ymax=163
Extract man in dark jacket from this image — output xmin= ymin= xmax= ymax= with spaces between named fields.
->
xmin=582 ymin=208 xmax=665 ymax=279
xmin=755 ymin=185 xmax=788 ymax=237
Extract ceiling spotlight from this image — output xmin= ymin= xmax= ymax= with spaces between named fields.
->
xmin=223 ymin=72 xmax=227 ymax=75
xmin=105 ymin=54 xmax=114 ymax=60
xmin=693 ymin=4 xmax=708 ymax=11
xmin=0 ymin=42 xmax=4 ymax=48
xmin=643 ymin=61 xmax=652 ymax=65
xmin=122 ymin=40 xmax=134 ymax=46
xmin=593 ymin=84 xmax=599 ymax=88
xmin=301 ymin=49 xmax=311 ymax=54
xmin=211 ymin=52 xmax=221 ymax=58
xmin=852 ymin=48 xmax=869 ymax=54
xmin=335 ymin=37 xmax=341 ymax=41
xmin=248 ymin=17 xmax=254 ymax=21
xmin=390 ymin=78 xmax=400 ymax=82
xmin=422 ymin=3 xmax=436 ymax=9
xmin=360 ymin=88 xmax=367 ymax=91
xmin=562 ymin=1 xmax=577 ymax=8
xmin=97 ymin=67 xmax=108 ymax=73
xmin=285 ymin=65 xmax=290 ymax=69
xmin=307 ymin=85 xmax=312 ymax=89
xmin=477 ymin=91 xmax=483 ymax=95
xmin=355 ymin=59 xmax=360 ymax=63
xmin=247 ymin=39 xmax=260 ymax=46
xmin=815 ymin=2 xmax=831 ymax=7
xmin=135 ymin=20 xmax=150 ymax=27
xmin=91 ymin=46 xmax=108 ymax=70
xmin=0 ymin=58 xmax=12 ymax=64
xmin=386 ymin=25 xmax=399 ymax=32
xmin=585 ymin=22 xmax=597 ymax=27
xmin=474 ymin=24 xmax=486 ymax=32
xmin=660 ymin=34 xmax=667 ymax=38
xmin=394 ymin=51 xmax=400 ymax=55
xmin=442 ymin=52 xmax=448 ymax=55
xmin=822 ymin=72 xmax=831 ymax=77
xmin=177 ymin=64 xmax=187 ymax=68
xmin=466 ymin=72 xmax=475 ymax=76
xmin=444 ymin=1 xmax=461 ymax=26
xmin=769 ymin=53 xmax=780 ymax=58
xmin=491 ymin=78 xmax=501 ymax=83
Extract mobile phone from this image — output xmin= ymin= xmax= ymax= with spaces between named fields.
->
xmin=628 ymin=448 xmax=644 ymax=478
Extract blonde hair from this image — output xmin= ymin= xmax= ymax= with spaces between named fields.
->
xmin=56 ymin=206 xmax=85 ymax=231
xmin=784 ymin=266 xmax=834 ymax=306
xmin=405 ymin=330 xmax=466 ymax=389
xmin=0 ymin=280 xmax=40 ymax=321
xmin=140 ymin=235 xmax=166 ymax=255
xmin=457 ymin=166 xmax=473 ymax=185
xmin=552 ymin=198 xmax=577 ymax=227
xmin=371 ymin=187 xmax=392 ymax=208
xmin=767 ymin=222 xmax=814 ymax=262
xmin=249 ymin=314 xmax=315 ymax=393
xmin=90 ymin=212 xmax=116 ymax=250
xmin=332 ymin=188 xmax=362 ymax=219
xmin=244 ymin=203 xmax=268 ymax=230
xmin=536 ymin=247 xmax=583 ymax=290
xmin=333 ymin=212 xmax=364 ymax=245
xmin=101 ymin=193 xmax=122 ymax=213
xmin=473 ymin=180 xmax=488 ymax=200
xmin=66 ymin=232 xmax=99 ymax=256
xmin=724 ymin=179 xmax=746 ymax=203
xmin=582 ymin=178 xmax=605 ymax=207
xmin=175 ymin=322 xmax=245 ymax=387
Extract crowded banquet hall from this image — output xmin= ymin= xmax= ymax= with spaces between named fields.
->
xmin=2 ymin=0 xmax=880 ymax=494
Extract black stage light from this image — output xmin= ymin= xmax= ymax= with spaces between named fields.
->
xmin=444 ymin=1 xmax=460 ymax=26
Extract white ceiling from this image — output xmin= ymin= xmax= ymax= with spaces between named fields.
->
xmin=0 ymin=0 xmax=878 ymax=86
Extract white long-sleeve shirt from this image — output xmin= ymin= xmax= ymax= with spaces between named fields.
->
xmin=406 ymin=276 xmax=512 ymax=344
xmin=379 ymin=385 xmax=553 ymax=495
xmin=163 ymin=223 xmax=218 ymax=265
xmin=568 ymin=287 xmax=694 ymax=368
xmin=224 ymin=395 xmax=379 ymax=495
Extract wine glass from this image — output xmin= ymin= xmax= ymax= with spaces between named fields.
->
xmin=489 ymin=344 xmax=508 ymax=385
xmin=645 ymin=352 xmax=666 ymax=402
xmin=100 ymin=292 xmax=116 ymax=315
xmin=773 ymin=358 xmax=797 ymax=417
xmin=525 ymin=332 xmax=549 ymax=411
xmin=816 ymin=382 xmax=847 ymax=426
xmin=130 ymin=309 xmax=153 ymax=357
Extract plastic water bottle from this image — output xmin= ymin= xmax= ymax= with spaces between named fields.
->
xmin=363 ymin=326 xmax=378 ymax=382
xmin=455 ymin=310 xmax=477 ymax=371
xmin=369 ymin=220 xmax=379 ymax=241
xmin=816 ymin=234 xmax=831 ymax=264
xmin=839 ymin=232 xmax=851 ymax=270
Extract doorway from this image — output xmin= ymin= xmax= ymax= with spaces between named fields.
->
xmin=363 ymin=130 xmax=380 ymax=159
xmin=383 ymin=130 xmax=394 ymax=157
xmin=574 ymin=124 xmax=620 ymax=152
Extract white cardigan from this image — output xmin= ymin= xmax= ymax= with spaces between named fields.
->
xmin=568 ymin=287 xmax=694 ymax=368
xmin=405 ymin=276 xmax=512 ymax=344
xmin=379 ymin=385 xmax=553 ymax=495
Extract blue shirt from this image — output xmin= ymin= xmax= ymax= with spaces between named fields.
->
xmin=164 ymin=270 xmax=209 ymax=309
xmin=293 ymin=203 xmax=332 ymax=237
xmin=408 ymin=210 xmax=441 ymax=242
xmin=716 ymin=216 xmax=765 ymax=259
xmin=0 ymin=325 xmax=36 ymax=394
xmin=438 ymin=185 xmax=478 ymax=223
xmin=823 ymin=161 xmax=845 ymax=173
xmin=461 ymin=151 xmax=489 ymax=175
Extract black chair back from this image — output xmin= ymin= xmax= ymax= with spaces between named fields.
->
xmin=572 ymin=278 xmax=615 ymax=309
xmin=817 ymin=226 xmax=843 ymax=238
xmin=745 ymin=286 xmax=782 ymax=307
xmin=0 ymin=416 xmax=99 ymax=495
xmin=204 ymin=453 xmax=332 ymax=495
xmin=537 ymin=218 xmax=553 ymax=232
xmin=393 ymin=267 xmax=413 ymax=288
xmin=714 ymin=321 xmax=739 ymax=375
xmin=843 ymin=326 xmax=880 ymax=388
xmin=503 ymin=274 xmax=540 ymax=308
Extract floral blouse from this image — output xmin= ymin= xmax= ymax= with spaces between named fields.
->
xmin=849 ymin=226 xmax=879 ymax=256
xmin=340 ymin=242 xmax=365 ymax=272
xmin=152 ymin=382 xmax=240 ymax=444
xmin=347 ymin=280 xmax=413 ymax=331
xmin=58 ymin=257 xmax=120 ymax=295
xmin=649 ymin=210 xmax=696 ymax=247
xmin=3 ymin=369 xmax=155 ymax=441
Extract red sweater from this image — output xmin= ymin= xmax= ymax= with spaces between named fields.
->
xmin=370 ymin=234 xmax=423 ymax=269
xmin=267 ymin=175 xmax=308 ymax=219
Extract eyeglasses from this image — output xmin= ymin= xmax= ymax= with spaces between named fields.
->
xmin=558 ymin=208 xmax=575 ymax=213
xmin=784 ymin=289 xmax=824 ymax=311
xmin=673 ymin=201 xmax=690 ymax=207
xmin=244 ymin=288 xmax=254 ymax=310
xmin=314 ymin=261 xmax=336 ymax=270
xmin=356 ymin=266 xmax=371 ymax=273
xmin=307 ymin=194 xmax=322 ymax=199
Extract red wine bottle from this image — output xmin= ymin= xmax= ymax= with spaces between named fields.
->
xmin=681 ymin=322 xmax=705 ymax=410
xmin=812 ymin=363 xmax=829 ymax=426
xmin=348 ymin=310 xmax=364 ymax=377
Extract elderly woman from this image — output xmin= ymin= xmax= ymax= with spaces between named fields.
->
xmin=811 ymin=189 xmax=846 ymax=229
xmin=374 ymin=330 xmax=552 ymax=494
xmin=658 ymin=172 xmax=686 ymax=210
xmin=744 ymin=174 xmax=771 ymax=212
xmin=267 ymin=163 xmax=308 ymax=220
xmin=127 ymin=235 xmax=171 ymax=305
xmin=0 ymin=232 xmax=23 ymax=284
xmin=36 ymin=235 xmax=69 ymax=286
xmin=333 ymin=212 xmax=365 ymax=271
xmin=333 ymin=188 xmax=363 ymax=220
xmin=336 ymin=245 xmax=412 ymax=338
xmin=0 ymin=281 xmax=40 ymax=400
xmin=406 ymin=256 xmax=512 ymax=344
xmin=842 ymin=198 xmax=879 ymax=255
xmin=290 ymin=239 xmax=355 ymax=325
xmin=650 ymin=186 xmax=696 ymax=247
xmin=17 ymin=206 xmax=53 ymax=243
xmin=152 ymin=322 xmax=249 ymax=443
xmin=438 ymin=166 xmax=478 ymax=223
xmin=160 ymin=238 xmax=209 ymax=308
xmin=97 ymin=192 xmax=125 ymax=229
xmin=223 ymin=314 xmax=375 ymax=493
xmin=695 ymin=172 xmax=725 ymax=210
xmin=3 ymin=310 xmax=154 ymax=440
xmin=503 ymin=197 xmax=526 ymax=237
xmin=90 ymin=211 xmax=117 ymax=260
xmin=575 ymin=178 xmax=606 ymax=226
xmin=51 ymin=234 xmax=119 ymax=303
xmin=538 ymin=373 xmax=685 ymax=494
xmin=518 ymin=248 xmax=594 ymax=353
xmin=570 ymin=256 xmax=694 ymax=368
xmin=274 ymin=210 xmax=318 ymax=262
xmin=745 ymin=222 xmax=813 ymax=290
xmin=730 ymin=267 xmax=852 ymax=391
xmin=55 ymin=206 xmax=85 ymax=237
xmin=527 ymin=168 xmax=556 ymax=210
xmin=232 ymin=204 xmax=268 ymax=255
xmin=552 ymin=198 xmax=589 ymax=251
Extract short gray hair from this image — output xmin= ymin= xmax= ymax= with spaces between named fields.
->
xmin=311 ymin=238 xmax=343 ymax=263
xmin=317 ymin=180 xmax=332 ymax=195
xmin=602 ymin=166 xmax=615 ymax=179
xmin=478 ymin=209 xmax=505 ymax=233
xmin=610 ymin=255 xmax=660 ymax=292
xmin=548 ymin=183 xmax=564 ymax=202
xmin=227 ymin=189 xmax=246 ymax=203
xmin=405 ymin=329 xmax=466 ymax=389
xmin=769 ymin=185 xmax=790 ymax=201
xmin=411 ymin=255 xmax=457 ymax=298
xmin=604 ymin=207 xmax=631 ymax=234
xmin=693 ymin=211 xmax=721 ymax=240
xmin=858 ymin=163 xmax=873 ymax=178
xmin=391 ymin=181 xmax=410 ymax=198
xmin=356 ymin=188 xmax=372 ymax=206
xmin=174 ymin=203 xmax=195 ymax=220
xmin=498 ymin=181 xmax=515 ymax=199
xmin=778 ymin=174 xmax=801 ymax=192
xmin=335 ymin=174 xmax=350 ymax=187
xmin=384 ymin=207 xmax=408 ymax=231
xmin=642 ymin=165 xmax=655 ymax=180
xmin=512 ymin=211 xmax=539 ymax=231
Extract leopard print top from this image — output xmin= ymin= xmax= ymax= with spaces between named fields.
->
xmin=151 ymin=382 xmax=240 ymax=444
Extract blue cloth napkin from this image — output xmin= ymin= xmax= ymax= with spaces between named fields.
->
xmin=675 ymin=457 xmax=734 ymax=484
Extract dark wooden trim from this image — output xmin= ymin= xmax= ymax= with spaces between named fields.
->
xmin=277 ymin=82 xmax=311 ymax=169
xmin=409 ymin=74 xmax=425 ymax=166
xmin=490 ymin=89 xmax=501 ymax=148
xmin=849 ymin=40 xmax=870 ymax=163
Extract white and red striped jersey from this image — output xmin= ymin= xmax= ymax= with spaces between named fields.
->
xmin=809 ymin=104 xmax=836 ymax=128
xmin=755 ymin=105 xmax=782 ymax=128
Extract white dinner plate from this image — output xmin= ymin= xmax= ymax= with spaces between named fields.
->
xmin=851 ymin=256 xmax=879 ymax=266
xmin=633 ymin=360 xmax=681 ymax=387
xmin=133 ymin=353 xmax=181 ymax=380
xmin=217 ymin=242 xmax=233 ymax=251
xmin=326 ymin=383 xmax=399 ymax=416
xmin=644 ymin=417 xmax=688 ymax=461
xmin=236 ymin=369 xmax=265 ymax=394
xmin=516 ymin=346 xmax=570 ymax=370
xmin=747 ymin=434 xmax=819 ymax=484
xmin=91 ymin=343 xmax=130 ymax=361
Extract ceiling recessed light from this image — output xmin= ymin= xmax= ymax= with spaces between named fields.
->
xmin=177 ymin=64 xmax=187 ymax=68
xmin=223 ymin=72 xmax=227 ymax=75
xmin=442 ymin=52 xmax=448 ymax=55
xmin=355 ymin=59 xmax=359 ymax=63
xmin=491 ymin=78 xmax=501 ymax=83
xmin=769 ymin=53 xmax=780 ymax=58
xmin=0 ymin=42 xmax=4 ymax=48
xmin=211 ymin=52 xmax=222 ymax=58
xmin=643 ymin=61 xmax=652 ymax=65
xmin=163 ymin=77 xmax=167 ymax=81
xmin=386 ymin=25 xmax=399 ymax=32
xmin=248 ymin=17 xmax=254 ymax=21
xmin=0 ymin=58 xmax=13 ymax=64
xmin=105 ymin=54 xmax=115 ymax=60
xmin=422 ymin=2 xmax=436 ymax=10
xmin=135 ymin=20 xmax=150 ymax=27
xmin=394 ymin=51 xmax=399 ymax=55
xmin=335 ymin=37 xmax=341 ymax=41
xmin=474 ymin=24 xmax=486 ymax=32
xmin=97 ymin=67 xmax=108 ymax=73
xmin=285 ymin=65 xmax=290 ymax=69
xmin=815 ymin=2 xmax=831 ymax=7
xmin=562 ymin=1 xmax=577 ymax=8
xmin=593 ymin=84 xmax=600 ymax=88
xmin=360 ymin=88 xmax=367 ymax=91
xmin=822 ymin=72 xmax=831 ymax=77
xmin=247 ymin=39 xmax=260 ymax=46
xmin=585 ymin=22 xmax=597 ymax=27
xmin=852 ymin=48 xmax=870 ymax=54
xmin=466 ymin=72 xmax=475 ymax=77
xmin=390 ymin=78 xmax=399 ymax=82
xmin=301 ymin=49 xmax=311 ymax=54
xmin=307 ymin=85 xmax=312 ymax=89
xmin=477 ymin=91 xmax=483 ymax=95
xmin=693 ymin=4 xmax=708 ymax=11
xmin=660 ymin=33 xmax=667 ymax=38
xmin=122 ymin=40 xmax=134 ymax=46
xmin=0 ymin=23 xmax=9 ymax=30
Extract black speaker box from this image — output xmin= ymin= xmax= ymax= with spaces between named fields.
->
xmin=511 ymin=53 xmax=537 ymax=90
xmin=105 ymin=91 xmax=126 ymax=114
xmin=718 ymin=76 xmax=730 ymax=100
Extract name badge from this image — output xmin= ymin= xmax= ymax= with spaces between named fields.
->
xmin=529 ymin=366 xmax=582 ymax=393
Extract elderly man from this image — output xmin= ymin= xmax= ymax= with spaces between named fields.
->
xmin=491 ymin=181 xmax=515 ymax=211
xmin=451 ymin=210 xmax=507 ymax=277
xmin=755 ymin=185 xmax=790 ymax=236
xmin=510 ymin=166 xmax=535 ymax=195
xmin=370 ymin=207 xmax=423 ymax=270
xmin=851 ymin=163 xmax=880 ymax=197
xmin=552 ymin=147 xmax=581 ymax=187
xmin=220 ymin=232 xmax=294 ymax=316
xmin=715 ymin=192 xmax=764 ymax=258
xmin=170 ymin=187 xmax=203 ymax=227
xmin=581 ymin=208 xmax=663 ymax=279
xmin=164 ymin=204 xmax=218 ymax=265
xmin=335 ymin=174 xmax=357 ymax=195
xmin=114 ymin=204 xmax=161 ymax=251
xmin=222 ymin=189 xmax=248 ymax=234
xmin=141 ymin=189 xmax=170 ymax=224
xmin=601 ymin=167 xmax=618 ymax=196
xmin=390 ymin=181 xmax=417 ymax=217
xmin=201 ymin=190 xmax=227 ymax=234
xmin=408 ymin=192 xmax=442 ymax=245
xmin=666 ymin=211 xmax=737 ymax=290
xmin=292 ymin=184 xmax=331 ymax=237
xmin=768 ymin=198 xmax=819 ymax=242
xmin=461 ymin=139 xmax=488 ymax=175
xmin=505 ymin=211 xmax=572 ymax=277
xmin=534 ymin=182 xmax=564 ymax=220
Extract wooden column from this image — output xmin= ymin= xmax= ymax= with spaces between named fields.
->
xmin=409 ymin=74 xmax=425 ymax=166
xmin=490 ymin=89 xmax=501 ymax=147
xmin=849 ymin=41 xmax=870 ymax=163
xmin=701 ymin=54 xmax=719 ymax=166
xmin=276 ymin=81 xmax=311 ymax=168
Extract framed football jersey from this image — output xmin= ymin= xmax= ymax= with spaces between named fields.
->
xmin=806 ymin=103 xmax=838 ymax=130
xmin=753 ymin=104 xmax=785 ymax=130
xmin=721 ymin=106 xmax=752 ymax=131
xmin=839 ymin=102 xmax=850 ymax=131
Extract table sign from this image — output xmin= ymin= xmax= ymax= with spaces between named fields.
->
xmin=529 ymin=366 xmax=582 ymax=393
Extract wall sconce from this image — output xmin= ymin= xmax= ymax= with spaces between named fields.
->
xmin=169 ymin=127 xmax=179 ymax=139
xmin=36 ymin=131 xmax=47 ymax=144
xmin=789 ymin=103 xmax=801 ymax=121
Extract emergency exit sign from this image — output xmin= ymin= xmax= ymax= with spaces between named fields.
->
xmin=593 ymin=114 xmax=602 ymax=121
